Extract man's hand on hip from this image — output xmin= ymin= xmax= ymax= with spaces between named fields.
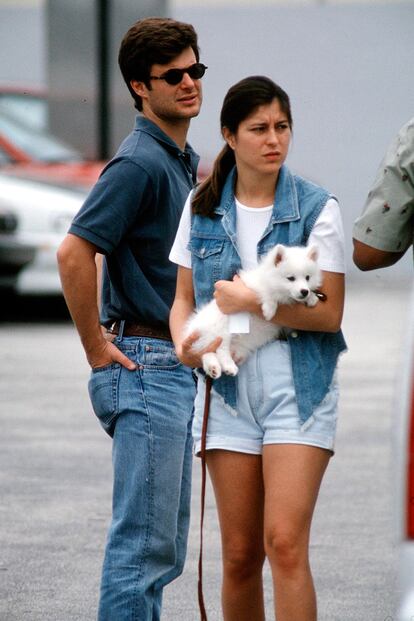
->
xmin=88 ymin=338 xmax=137 ymax=371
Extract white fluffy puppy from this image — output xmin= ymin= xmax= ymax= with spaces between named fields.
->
xmin=185 ymin=244 xmax=322 ymax=379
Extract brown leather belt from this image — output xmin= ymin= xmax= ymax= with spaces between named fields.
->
xmin=108 ymin=321 xmax=172 ymax=341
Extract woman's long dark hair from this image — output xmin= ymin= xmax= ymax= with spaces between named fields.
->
xmin=192 ymin=76 xmax=292 ymax=217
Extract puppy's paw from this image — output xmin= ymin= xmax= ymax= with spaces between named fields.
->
xmin=222 ymin=361 xmax=239 ymax=376
xmin=204 ymin=363 xmax=222 ymax=379
xmin=202 ymin=353 xmax=222 ymax=379
xmin=261 ymin=302 xmax=276 ymax=321
xmin=305 ymin=292 xmax=319 ymax=307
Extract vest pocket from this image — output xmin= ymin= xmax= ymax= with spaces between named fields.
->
xmin=187 ymin=237 xmax=224 ymax=259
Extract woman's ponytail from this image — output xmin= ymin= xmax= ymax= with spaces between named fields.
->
xmin=191 ymin=145 xmax=235 ymax=217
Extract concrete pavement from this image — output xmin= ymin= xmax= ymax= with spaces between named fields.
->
xmin=0 ymin=279 xmax=412 ymax=620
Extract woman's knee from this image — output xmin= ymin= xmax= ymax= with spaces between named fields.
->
xmin=264 ymin=528 xmax=308 ymax=573
xmin=223 ymin=539 xmax=265 ymax=581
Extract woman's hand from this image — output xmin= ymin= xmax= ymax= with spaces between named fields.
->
xmin=176 ymin=331 xmax=222 ymax=368
xmin=213 ymin=275 xmax=259 ymax=315
xmin=170 ymin=266 xmax=223 ymax=369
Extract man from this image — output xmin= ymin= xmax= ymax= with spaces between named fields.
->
xmin=353 ymin=117 xmax=414 ymax=270
xmin=57 ymin=17 xmax=206 ymax=620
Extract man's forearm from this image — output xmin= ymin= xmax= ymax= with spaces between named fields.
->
xmin=352 ymin=238 xmax=405 ymax=271
xmin=57 ymin=235 xmax=105 ymax=358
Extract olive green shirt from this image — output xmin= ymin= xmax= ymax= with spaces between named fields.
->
xmin=353 ymin=118 xmax=414 ymax=260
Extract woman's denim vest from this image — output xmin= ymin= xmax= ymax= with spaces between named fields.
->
xmin=188 ymin=165 xmax=347 ymax=428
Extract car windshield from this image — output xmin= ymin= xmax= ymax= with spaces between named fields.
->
xmin=0 ymin=93 xmax=48 ymax=131
xmin=0 ymin=110 xmax=83 ymax=163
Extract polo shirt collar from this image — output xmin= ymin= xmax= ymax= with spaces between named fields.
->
xmin=134 ymin=115 xmax=198 ymax=160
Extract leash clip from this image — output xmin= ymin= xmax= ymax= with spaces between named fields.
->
xmin=314 ymin=290 xmax=327 ymax=302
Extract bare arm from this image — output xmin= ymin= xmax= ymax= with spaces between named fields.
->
xmin=94 ymin=252 xmax=108 ymax=338
xmin=170 ymin=265 xmax=221 ymax=367
xmin=352 ymin=238 xmax=406 ymax=271
xmin=57 ymin=233 xmax=136 ymax=370
xmin=213 ymin=270 xmax=345 ymax=333
xmin=95 ymin=252 xmax=104 ymax=308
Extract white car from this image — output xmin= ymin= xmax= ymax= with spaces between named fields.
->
xmin=395 ymin=288 xmax=414 ymax=620
xmin=0 ymin=173 xmax=86 ymax=295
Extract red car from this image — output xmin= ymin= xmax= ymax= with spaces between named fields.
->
xmin=0 ymin=86 xmax=103 ymax=189
xmin=0 ymin=86 xmax=212 ymax=187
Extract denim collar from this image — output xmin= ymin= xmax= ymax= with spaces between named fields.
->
xmin=213 ymin=165 xmax=301 ymax=243
xmin=214 ymin=165 xmax=300 ymax=220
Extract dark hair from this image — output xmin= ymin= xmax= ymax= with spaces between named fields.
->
xmin=192 ymin=76 xmax=292 ymax=217
xmin=118 ymin=17 xmax=199 ymax=111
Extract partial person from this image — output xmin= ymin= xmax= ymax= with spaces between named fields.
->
xmin=57 ymin=17 xmax=208 ymax=621
xmin=353 ymin=117 xmax=414 ymax=270
xmin=169 ymin=76 xmax=346 ymax=621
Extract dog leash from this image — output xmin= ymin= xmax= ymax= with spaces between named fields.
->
xmin=198 ymin=374 xmax=213 ymax=621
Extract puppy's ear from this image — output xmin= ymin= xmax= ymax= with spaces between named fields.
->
xmin=307 ymin=245 xmax=319 ymax=262
xmin=274 ymin=244 xmax=285 ymax=266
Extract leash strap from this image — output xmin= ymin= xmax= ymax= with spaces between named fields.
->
xmin=198 ymin=375 xmax=213 ymax=621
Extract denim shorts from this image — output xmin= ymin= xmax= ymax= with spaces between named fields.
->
xmin=192 ymin=340 xmax=339 ymax=455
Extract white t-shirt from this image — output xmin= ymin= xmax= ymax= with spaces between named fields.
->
xmin=169 ymin=191 xmax=346 ymax=273
xmin=235 ymin=199 xmax=274 ymax=269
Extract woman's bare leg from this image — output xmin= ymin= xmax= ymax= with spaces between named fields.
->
xmin=207 ymin=449 xmax=266 ymax=621
xmin=262 ymin=444 xmax=331 ymax=621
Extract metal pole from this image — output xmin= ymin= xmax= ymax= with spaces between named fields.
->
xmin=97 ymin=0 xmax=110 ymax=159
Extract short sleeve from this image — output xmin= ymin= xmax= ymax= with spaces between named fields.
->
xmin=352 ymin=120 xmax=414 ymax=252
xmin=308 ymin=198 xmax=346 ymax=273
xmin=69 ymin=157 xmax=154 ymax=254
xmin=169 ymin=191 xmax=193 ymax=268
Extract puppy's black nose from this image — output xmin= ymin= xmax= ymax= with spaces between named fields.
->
xmin=300 ymin=289 xmax=309 ymax=298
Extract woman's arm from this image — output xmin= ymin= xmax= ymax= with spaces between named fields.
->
xmin=170 ymin=266 xmax=222 ymax=367
xmin=273 ymin=271 xmax=344 ymax=332
xmin=213 ymin=270 xmax=344 ymax=333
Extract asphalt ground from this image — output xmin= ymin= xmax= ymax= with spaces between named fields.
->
xmin=0 ymin=279 xmax=412 ymax=621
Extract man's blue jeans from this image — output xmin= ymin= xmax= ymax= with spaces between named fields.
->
xmin=88 ymin=334 xmax=196 ymax=621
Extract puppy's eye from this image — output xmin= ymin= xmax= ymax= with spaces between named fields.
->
xmin=305 ymin=275 xmax=310 ymax=281
xmin=287 ymin=276 xmax=296 ymax=282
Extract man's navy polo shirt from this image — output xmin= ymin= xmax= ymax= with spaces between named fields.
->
xmin=69 ymin=116 xmax=199 ymax=328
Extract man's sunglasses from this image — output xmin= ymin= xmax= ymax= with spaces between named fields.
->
xmin=149 ymin=62 xmax=207 ymax=86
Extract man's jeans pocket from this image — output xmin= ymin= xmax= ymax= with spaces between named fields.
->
xmin=88 ymin=363 xmax=121 ymax=437
xmin=139 ymin=342 xmax=181 ymax=370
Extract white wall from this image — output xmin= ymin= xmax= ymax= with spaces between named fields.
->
xmin=173 ymin=2 xmax=414 ymax=278
xmin=0 ymin=1 xmax=413 ymax=278
xmin=0 ymin=1 xmax=46 ymax=88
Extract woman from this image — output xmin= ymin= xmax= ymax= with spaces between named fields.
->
xmin=169 ymin=76 xmax=346 ymax=621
